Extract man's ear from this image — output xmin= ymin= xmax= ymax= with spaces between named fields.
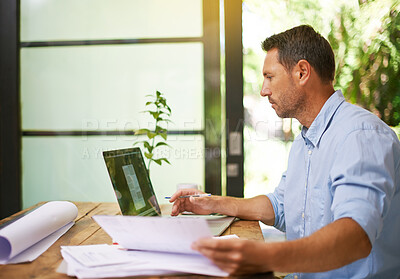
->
xmin=293 ymin=60 xmax=311 ymax=86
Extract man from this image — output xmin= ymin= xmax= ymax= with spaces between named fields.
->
xmin=169 ymin=25 xmax=400 ymax=278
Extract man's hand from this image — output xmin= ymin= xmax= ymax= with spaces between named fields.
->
xmin=192 ymin=238 xmax=271 ymax=275
xmin=168 ymin=189 xmax=219 ymax=216
xmin=192 ymin=218 xmax=372 ymax=275
xmin=169 ymin=192 xmax=275 ymax=224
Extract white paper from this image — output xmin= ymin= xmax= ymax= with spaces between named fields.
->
xmin=61 ymin=244 xmax=142 ymax=267
xmin=214 ymin=234 xmax=239 ymax=239
xmin=60 ymin=247 xmax=176 ymax=278
xmin=92 ymin=215 xmax=212 ymax=254
xmin=59 ymin=244 xmax=228 ymax=278
xmin=0 ymin=201 xmax=78 ymax=264
xmin=7 ymin=222 xmax=74 ymax=264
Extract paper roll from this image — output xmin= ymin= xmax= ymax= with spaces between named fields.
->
xmin=0 ymin=201 xmax=78 ymax=262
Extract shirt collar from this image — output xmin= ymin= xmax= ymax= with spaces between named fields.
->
xmin=301 ymin=90 xmax=345 ymax=147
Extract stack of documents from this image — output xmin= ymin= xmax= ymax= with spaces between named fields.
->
xmin=60 ymin=244 xmax=228 ymax=278
xmin=59 ymin=215 xmax=230 ymax=278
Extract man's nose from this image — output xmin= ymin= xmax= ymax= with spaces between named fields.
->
xmin=260 ymin=81 xmax=271 ymax=97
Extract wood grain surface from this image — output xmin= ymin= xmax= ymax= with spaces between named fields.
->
xmin=0 ymin=202 xmax=273 ymax=279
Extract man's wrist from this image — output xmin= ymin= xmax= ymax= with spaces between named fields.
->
xmin=263 ymin=241 xmax=287 ymax=272
xmin=210 ymin=195 xmax=237 ymax=216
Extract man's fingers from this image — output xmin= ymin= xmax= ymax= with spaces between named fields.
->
xmin=169 ymin=189 xmax=204 ymax=202
xmin=193 ymin=238 xmax=269 ymax=276
xmin=171 ymin=202 xmax=181 ymax=216
xmin=192 ymin=239 xmax=247 ymax=272
xmin=171 ymin=195 xmax=195 ymax=215
xmin=194 ymin=245 xmax=234 ymax=263
xmin=192 ymin=238 xmax=256 ymax=275
xmin=193 ymin=238 xmax=239 ymax=252
xmin=169 ymin=189 xmax=185 ymax=202
xmin=170 ymin=190 xmax=217 ymax=216
xmin=172 ymin=198 xmax=190 ymax=215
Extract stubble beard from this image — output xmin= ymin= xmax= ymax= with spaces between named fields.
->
xmin=275 ymin=85 xmax=305 ymax=120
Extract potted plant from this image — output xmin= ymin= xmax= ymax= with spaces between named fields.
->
xmin=134 ymin=91 xmax=172 ymax=172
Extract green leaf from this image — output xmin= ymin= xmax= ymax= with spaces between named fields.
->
xmin=144 ymin=152 xmax=153 ymax=159
xmin=149 ymin=111 xmax=161 ymax=119
xmin=135 ymin=128 xmax=150 ymax=135
xmin=142 ymin=109 xmax=157 ymax=114
xmin=160 ymin=132 xmax=167 ymax=140
xmin=152 ymin=158 xmax=170 ymax=166
xmin=160 ymin=158 xmax=171 ymax=165
xmin=153 ymin=159 xmax=162 ymax=165
xmin=159 ymin=108 xmax=171 ymax=115
xmin=143 ymin=142 xmax=154 ymax=153
xmin=133 ymin=140 xmax=148 ymax=146
xmin=143 ymin=141 xmax=151 ymax=149
xmin=155 ymin=142 xmax=170 ymax=148
xmin=155 ymin=125 xmax=166 ymax=133
xmin=157 ymin=118 xmax=173 ymax=123
xmin=147 ymin=131 xmax=157 ymax=139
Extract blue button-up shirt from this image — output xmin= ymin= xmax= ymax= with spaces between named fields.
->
xmin=267 ymin=90 xmax=400 ymax=278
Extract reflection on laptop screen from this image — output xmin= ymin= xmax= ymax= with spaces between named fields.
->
xmin=103 ymin=148 xmax=161 ymax=216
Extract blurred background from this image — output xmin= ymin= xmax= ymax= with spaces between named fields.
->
xmin=243 ymin=0 xmax=400 ymax=197
xmin=1 ymin=0 xmax=399 ymax=220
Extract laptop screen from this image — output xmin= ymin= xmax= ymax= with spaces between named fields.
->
xmin=103 ymin=148 xmax=161 ymax=216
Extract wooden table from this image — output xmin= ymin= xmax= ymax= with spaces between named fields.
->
xmin=0 ymin=202 xmax=274 ymax=279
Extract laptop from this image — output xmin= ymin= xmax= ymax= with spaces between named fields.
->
xmin=102 ymin=147 xmax=235 ymax=236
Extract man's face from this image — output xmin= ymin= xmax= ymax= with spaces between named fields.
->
xmin=260 ymin=48 xmax=305 ymax=119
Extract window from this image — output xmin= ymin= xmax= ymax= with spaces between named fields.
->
xmin=20 ymin=0 xmax=222 ymax=208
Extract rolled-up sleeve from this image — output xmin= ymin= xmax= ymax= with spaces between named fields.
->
xmin=330 ymin=129 xmax=398 ymax=245
xmin=267 ymin=171 xmax=287 ymax=232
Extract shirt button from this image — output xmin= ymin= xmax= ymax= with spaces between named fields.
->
xmin=308 ymin=150 xmax=312 ymax=155
xmin=302 ymin=212 xmax=305 ymax=219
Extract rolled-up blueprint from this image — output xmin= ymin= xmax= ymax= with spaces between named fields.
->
xmin=0 ymin=201 xmax=78 ymax=264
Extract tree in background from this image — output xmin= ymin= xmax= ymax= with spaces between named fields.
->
xmin=242 ymin=0 xmax=400 ymax=197
xmin=329 ymin=0 xmax=400 ymax=127
xmin=244 ymin=0 xmax=400 ymax=128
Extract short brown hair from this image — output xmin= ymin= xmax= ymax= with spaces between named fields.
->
xmin=262 ymin=25 xmax=335 ymax=83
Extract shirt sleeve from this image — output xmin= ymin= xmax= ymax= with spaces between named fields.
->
xmin=330 ymin=128 xmax=399 ymax=245
xmin=267 ymin=171 xmax=287 ymax=232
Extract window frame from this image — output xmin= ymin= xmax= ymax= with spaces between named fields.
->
xmin=0 ymin=0 xmax=244 ymax=217
xmin=0 ymin=0 xmax=21 ymax=218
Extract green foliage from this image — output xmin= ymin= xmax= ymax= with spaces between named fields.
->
xmin=243 ymin=48 xmax=264 ymax=97
xmin=134 ymin=91 xmax=172 ymax=171
xmin=243 ymin=0 xmax=400 ymax=127
xmin=329 ymin=0 xmax=400 ymax=126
